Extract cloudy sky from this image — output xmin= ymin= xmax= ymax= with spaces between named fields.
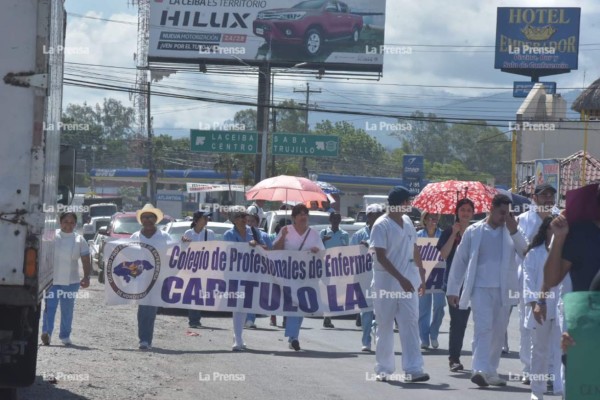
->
xmin=62 ymin=0 xmax=600 ymax=145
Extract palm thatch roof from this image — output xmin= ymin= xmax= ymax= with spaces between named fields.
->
xmin=572 ymin=77 xmax=600 ymax=113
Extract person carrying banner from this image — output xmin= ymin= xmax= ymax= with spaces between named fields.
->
xmin=447 ymin=194 xmax=527 ymax=387
xmin=182 ymin=210 xmax=215 ymax=329
xmin=370 ymin=186 xmax=430 ymax=383
xmin=273 ymin=203 xmax=325 ymax=351
xmin=244 ymin=209 xmax=273 ymax=329
xmin=436 ymin=198 xmax=475 ymax=371
xmin=41 ymin=212 xmax=92 ymax=346
xmin=417 ymin=212 xmax=445 ymax=350
xmin=320 ymin=212 xmax=349 ymax=329
xmin=350 ymin=203 xmax=385 ymax=352
xmin=131 ymin=204 xmax=172 ymax=350
xmin=223 ymin=206 xmax=256 ymax=351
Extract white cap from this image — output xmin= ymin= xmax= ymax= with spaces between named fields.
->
xmin=366 ymin=204 xmax=384 ymax=214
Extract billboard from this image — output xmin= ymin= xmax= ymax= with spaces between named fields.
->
xmin=495 ymin=8 xmax=580 ymax=77
xmin=534 ymin=159 xmax=560 ymax=193
xmin=513 ymin=81 xmax=556 ymax=97
xmin=149 ymin=0 xmax=386 ymax=72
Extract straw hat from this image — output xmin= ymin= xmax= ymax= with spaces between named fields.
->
xmin=136 ymin=203 xmax=164 ymax=224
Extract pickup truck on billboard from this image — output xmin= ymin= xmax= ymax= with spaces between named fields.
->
xmin=253 ymin=0 xmax=363 ymax=56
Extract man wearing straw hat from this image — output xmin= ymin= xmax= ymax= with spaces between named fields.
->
xmin=132 ymin=203 xmax=172 ymax=350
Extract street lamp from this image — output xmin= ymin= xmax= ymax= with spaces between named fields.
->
xmin=81 ymin=144 xmax=107 ymax=193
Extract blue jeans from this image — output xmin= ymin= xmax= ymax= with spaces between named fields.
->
xmin=284 ymin=316 xmax=303 ymax=341
xmin=418 ymin=292 xmax=446 ymax=345
xmin=246 ymin=314 xmax=256 ymax=323
xmin=188 ymin=309 xmax=202 ymax=325
xmin=361 ymin=311 xmax=374 ymax=347
xmin=42 ymin=283 xmax=80 ymax=340
xmin=138 ymin=305 xmax=158 ymax=345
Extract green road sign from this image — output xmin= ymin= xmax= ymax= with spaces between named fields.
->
xmin=190 ymin=130 xmax=258 ymax=154
xmin=272 ymin=133 xmax=339 ymax=157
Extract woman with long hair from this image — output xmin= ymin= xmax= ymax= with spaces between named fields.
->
xmin=523 ymin=215 xmax=563 ymax=399
xmin=436 ymin=198 xmax=474 ymax=371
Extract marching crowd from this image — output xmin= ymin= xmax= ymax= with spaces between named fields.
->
xmin=41 ymin=183 xmax=600 ymax=399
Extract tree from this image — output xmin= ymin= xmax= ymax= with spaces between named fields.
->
xmin=213 ymin=154 xmax=239 ymax=204
xmin=392 ymin=111 xmax=451 ymax=164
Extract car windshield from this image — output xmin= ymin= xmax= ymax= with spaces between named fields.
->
xmin=113 ymin=216 xmax=171 ymax=234
xmin=90 ymin=205 xmax=117 ymax=217
xmin=293 ymin=0 xmax=325 ymax=10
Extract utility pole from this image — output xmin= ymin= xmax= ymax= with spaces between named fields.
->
xmin=147 ymin=81 xmax=157 ymax=205
xmin=256 ymin=65 xmax=271 ymax=184
xmin=294 ymin=82 xmax=320 ymax=177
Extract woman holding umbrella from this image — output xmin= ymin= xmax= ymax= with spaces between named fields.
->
xmin=273 ymin=203 xmax=325 ymax=351
xmin=436 ymin=198 xmax=475 ymax=371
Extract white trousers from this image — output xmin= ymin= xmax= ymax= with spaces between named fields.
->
xmin=232 ymin=312 xmax=246 ymax=346
xmin=373 ymin=271 xmax=424 ymax=375
xmin=518 ymin=295 xmax=532 ymax=374
xmin=470 ymin=287 xmax=511 ymax=375
xmin=530 ymin=319 xmax=563 ymax=396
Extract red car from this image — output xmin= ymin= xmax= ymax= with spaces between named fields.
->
xmin=253 ymin=0 xmax=363 ymax=56
xmin=96 ymin=212 xmax=173 ymax=283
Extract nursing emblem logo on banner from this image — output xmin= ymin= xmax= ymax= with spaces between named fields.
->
xmin=106 ymin=242 xmax=161 ymax=300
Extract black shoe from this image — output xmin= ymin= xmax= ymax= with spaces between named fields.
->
xmin=449 ymin=360 xmax=464 ymax=372
xmin=323 ymin=317 xmax=335 ymax=328
xmin=188 ymin=322 xmax=202 ymax=329
xmin=289 ymin=339 xmax=300 ymax=351
xmin=356 ymin=314 xmax=362 ymax=327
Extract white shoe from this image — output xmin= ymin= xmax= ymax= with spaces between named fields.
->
xmin=431 ymin=339 xmax=439 ymax=349
xmin=361 ymin=345 xmax=371 ymax=352
xmin=530 ymin=393 xmax=543 ymax=400
xmin=232 ymin=343 xmax=247 ymax=351
xmin=244 ymin=320 xmax=256 ymax=329
xmin=375 ymin=373 xmax=387 ymax=382
xmin=471 ymin=371 xmax=489 ymax=387
xmin=487 ymin=375 xmax=507 ymax=386
xmin=61 ymin=338 xmax=72 ymax=346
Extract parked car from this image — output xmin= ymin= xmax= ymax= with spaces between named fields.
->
xmin=96 ymin=212 xmax=173 ymax=283
xmin=87 ymin=232 xmax=104 ymax=274
xmin=310 ymin=223 xmax=365 ymax=243
xmin=253 ymin=0 xmax=363 ymax=56
xmin=261 ymin=210 xmax=332 ymax=236
xmin=162 ymin=221 xmax=233 ymax=242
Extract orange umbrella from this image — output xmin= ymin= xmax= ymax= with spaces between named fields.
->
xmin=245 ymin=175 xmax=328 ymax=203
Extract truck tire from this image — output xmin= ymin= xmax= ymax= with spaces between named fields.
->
xmin=0 ymin=306 xmax=40 ymax=388
xmin=304 ymin=28 xmax=323 ymax=56
xmin=0 ymin=388 xmax=18 ymax=400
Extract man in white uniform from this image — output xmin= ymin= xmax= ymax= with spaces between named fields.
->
xmin=370 ymin=186 xmax=430 ymax=383
xmin=447 ymin=194 xmax=528 ymax=387
xmin=515 ymin=183 xmax=557 ymax=384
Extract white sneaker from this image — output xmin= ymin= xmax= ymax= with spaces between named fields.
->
xmin=431 ymin=339 xmax=439 ymax=349
xmin=375 ymin=373 xmax=387 ymax=382
xmin=244 ymin=320 xmax=256 ymax=329
xmin=361 ymin=345 xmax=371 ymax=352
xmin=487 ymin=375 xmax=507 ymax=386
xmin=471 ymin=371 xmax=489 ymax=387
xmin=530 ymin=394 xmax=543 ymax=400
xmin=61 ymin=338 xmax=72 ymax=346
xmin=232 ymin=342 xmax=247 ymax=351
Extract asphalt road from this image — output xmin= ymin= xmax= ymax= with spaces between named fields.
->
xmin=19 ymin=279 xmax=553 ymax=400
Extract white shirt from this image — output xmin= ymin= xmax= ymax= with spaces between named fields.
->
xmin=276 ymin=225 xmax=325 ymax=251
xmin=183 ymin=227 xmax=216 ymax=242
xmin=53 ymin=229 xmax=90 ymax=285
xmin=130 ymin=229 xmax=172 ymax=245
xmin=370 ymin=214 xmax=421 ymax=288
xmin=474 ymin=224 xmax=503 ymax=288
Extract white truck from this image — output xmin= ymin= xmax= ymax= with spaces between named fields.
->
xmin=82 ymin=203 xmax=118 ymax=241
xmin=0 ymin=0 xmax=65 ymax=397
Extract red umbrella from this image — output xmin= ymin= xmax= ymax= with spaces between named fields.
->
xmin=412 ymin=180 xmax=498 ymax=214
xmin=245 ymin=175 xmax=328 ymax=203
